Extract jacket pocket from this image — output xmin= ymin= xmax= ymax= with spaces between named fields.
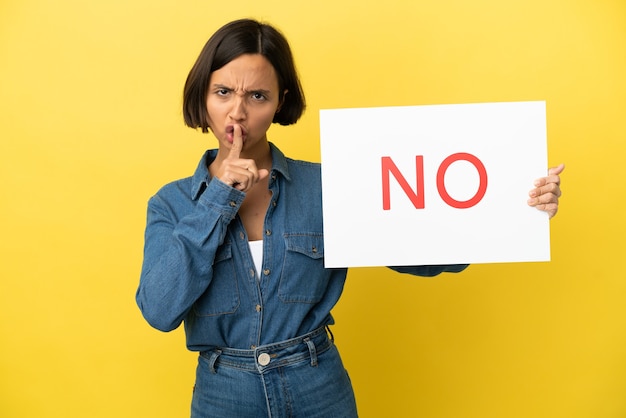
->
xmin=279 ymin=233 xmax=328 ymax=303
xmin=193 ymin=242 xmax=240 ymax=316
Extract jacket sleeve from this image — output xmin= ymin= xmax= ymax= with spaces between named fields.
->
xmin=136 ymin=179 xmax=244 ymax=332
xmin=387 ymin=264 xmax=469 ymax=276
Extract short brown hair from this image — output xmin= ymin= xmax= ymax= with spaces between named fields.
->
xmin=183 ymin=19 xmax=306 ymax=133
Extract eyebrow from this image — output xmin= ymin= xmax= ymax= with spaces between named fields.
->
xmin=211 ymin=83 xmax=272 ymax=95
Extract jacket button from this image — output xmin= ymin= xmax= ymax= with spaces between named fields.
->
xmin=255 ymin=304 xmax=262 ymax=312
xmin=265 ymin=229 xmax=272 ymax=236
xmin=263 ymin=269 xmax=270 ymax=276
xmin=258 ymin=353 xmax=271 ymax=366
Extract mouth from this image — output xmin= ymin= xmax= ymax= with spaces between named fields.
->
xmin=225 ymin=125 xmax=247 ymax=143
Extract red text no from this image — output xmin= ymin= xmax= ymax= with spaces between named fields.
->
xmin=381 ymin=153 xmax=488 ymax=210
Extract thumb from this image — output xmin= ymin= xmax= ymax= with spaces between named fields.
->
xmin=258 ymin=169 xmax=270 ymax=182
xmin=548 ymin=163 xmax=565 ymax=176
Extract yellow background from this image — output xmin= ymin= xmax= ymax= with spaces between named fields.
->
xmin=1 ymin=0 xmax=625 ymax=417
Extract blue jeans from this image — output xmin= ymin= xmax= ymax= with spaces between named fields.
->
xmin=191 ymin=327 xmax=358 ymax=418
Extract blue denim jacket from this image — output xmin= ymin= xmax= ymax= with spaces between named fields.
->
xmin=136 ymin=143 xmax=468 ymax=351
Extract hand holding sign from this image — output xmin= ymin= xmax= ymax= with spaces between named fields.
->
xmin=528 ymin=164 xmax=565 ymax=218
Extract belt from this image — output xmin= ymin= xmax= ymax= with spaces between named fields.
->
xmin=199 ymin=326 xmax=333 ymax=373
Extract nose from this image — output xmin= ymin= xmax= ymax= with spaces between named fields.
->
xmin=229 ymin=95 xmax=247 ymax=121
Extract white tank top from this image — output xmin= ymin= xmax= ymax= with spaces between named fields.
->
xmin=248 ymin=240 xmax=263 ymax=279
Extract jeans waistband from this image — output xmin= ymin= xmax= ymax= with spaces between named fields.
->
xmin=199 ymin=326 xmax=333 ymax=373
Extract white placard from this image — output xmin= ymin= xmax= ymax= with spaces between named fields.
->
xmin=319 ymin=101 xmax=550 ymax=267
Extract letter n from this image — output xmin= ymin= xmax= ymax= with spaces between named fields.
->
xmin=381 ymin=156 xmax=425 ymax=210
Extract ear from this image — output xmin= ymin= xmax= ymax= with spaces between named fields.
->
xmin=276 ymin=89 xmax=288 ymax=113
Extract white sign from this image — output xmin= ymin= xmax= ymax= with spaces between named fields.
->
xmin=319 ymin=101 xmax=550 ymax=267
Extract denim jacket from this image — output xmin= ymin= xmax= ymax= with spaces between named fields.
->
xmin=136 ymin=143 xmax=468 ymax=351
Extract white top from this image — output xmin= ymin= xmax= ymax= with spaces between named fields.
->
xmin=248 ymin=240 xmax=263 ymax=279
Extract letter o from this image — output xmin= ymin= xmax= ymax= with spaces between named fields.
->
xmin=436 ymin=153 xmax=488 ymax=209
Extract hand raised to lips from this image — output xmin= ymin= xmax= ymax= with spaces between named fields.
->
xmin=226 ymin=124 xmax=247 ymax=143
xmin=213 ymin=124 xmax=269 ymax=193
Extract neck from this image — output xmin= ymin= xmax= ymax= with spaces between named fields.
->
xmin=242 ymin=140 xmax=272 ymax=170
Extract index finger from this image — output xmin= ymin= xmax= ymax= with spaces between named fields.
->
xmin=227 ymin=125 xmax=243 ymax=160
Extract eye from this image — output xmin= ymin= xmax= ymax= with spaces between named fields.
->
xmin=216 ymin=88 xmax=230 ymax=96
xmin=251 ymin=92 xmax=267 ymax=101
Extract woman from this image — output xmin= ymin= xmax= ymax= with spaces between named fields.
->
xmin=136 ymin=19 xmax=564 ymax=418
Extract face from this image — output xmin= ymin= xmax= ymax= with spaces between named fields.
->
xmin=206 ymin=53 xmax=283 ymax=155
